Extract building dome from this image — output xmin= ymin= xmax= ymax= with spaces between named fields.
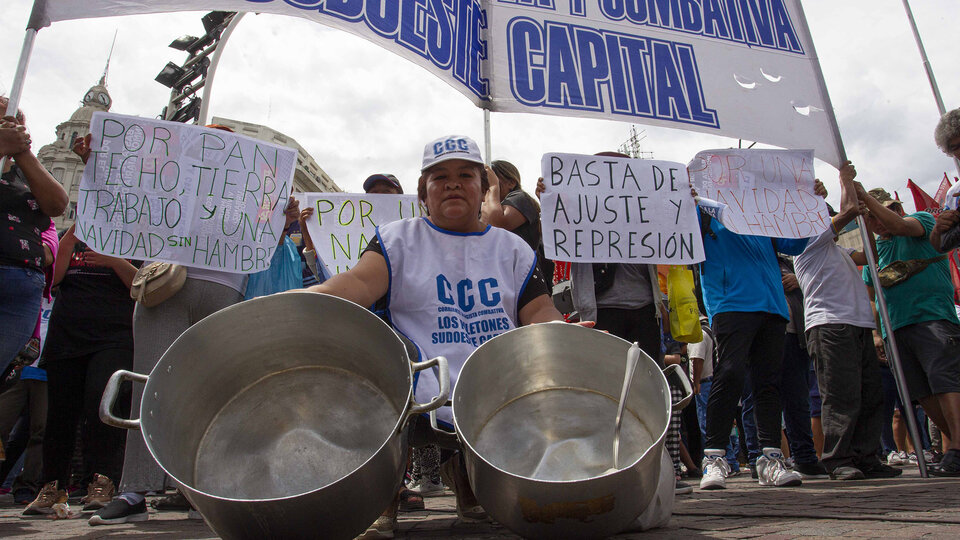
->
xmin=69 ymin=82 xmax=112 ymax=122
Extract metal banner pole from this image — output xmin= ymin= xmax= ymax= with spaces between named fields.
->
xmin=483 ymin=109 xmax=491 ymax=165
xmin=198 ymin=12 xmax=246 ymax=126
xmin=901 ymin=0 xmax=960 ymax=176
xmin=791 ymin=0 xmax=929 ymax=477
xmin=1 ymin=28 xmax=39 ymax=173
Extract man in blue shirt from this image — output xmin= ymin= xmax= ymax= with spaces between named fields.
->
xmin=697 ymin=202 xmax=808 ymax=490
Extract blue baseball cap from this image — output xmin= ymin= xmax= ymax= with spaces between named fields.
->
xmin=363 ymin=174 xmax=403 ymax=193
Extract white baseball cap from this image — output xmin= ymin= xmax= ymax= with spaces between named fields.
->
xmin=421 ymin=135 xmax=484 ymax=172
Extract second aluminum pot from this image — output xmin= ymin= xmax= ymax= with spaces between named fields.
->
xmin=100 ymin=292 xmax=448 ymax=540
xmin=452 ymin=323 xmax=690 ymax=539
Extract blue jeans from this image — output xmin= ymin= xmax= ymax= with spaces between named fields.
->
xmin=0 ymin=265 xmax=44 ymax=375
xmin=697 ymin=379 xmax=740 ymax=472
xmin=880 ymin=365 xmax=931 ymax=453
xmin=741 ymin=333 xmax=819 ymax=465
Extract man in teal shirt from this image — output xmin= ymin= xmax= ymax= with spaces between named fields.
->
xmin=859 ymin=185 xmax=960 ymax=476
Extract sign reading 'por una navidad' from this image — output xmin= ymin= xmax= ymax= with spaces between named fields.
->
xmin=688 ymin=149 xmax=829 ymax=238
xmin=540 ymin=153 xmax=705 ymax=264
xmin=75 ymin=112 xmax=295 ymax=272
xmin=303 ymin=193 xmax=426 ymax=275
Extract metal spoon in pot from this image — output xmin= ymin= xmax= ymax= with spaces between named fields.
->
xmin=612 ymin=342 xmax=641 ymax=471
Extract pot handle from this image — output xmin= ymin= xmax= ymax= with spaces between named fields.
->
xmin=100 ymin=370 xmax=148 ymax=431
xmin=662 ymin=364 xmax=693 ymax=411
xmin=407 ymin=356 xmax=450 ymax=418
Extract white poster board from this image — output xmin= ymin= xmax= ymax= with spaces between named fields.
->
xmin=540 ymin=153 xmax=704 ymax=264
xmin=688 ymin=149 xmax=828 ymax=238
xmin=75 ymin=112 xmax=295 ymax=272
xmin=303 ymin=193 xmax=426 ymax=275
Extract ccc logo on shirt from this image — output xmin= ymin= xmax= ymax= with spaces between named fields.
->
xmin=436 ymin=274 xmax=501 ymax=312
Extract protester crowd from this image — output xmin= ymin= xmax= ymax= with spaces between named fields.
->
xmin=2 ymin=95 xmax=960 ymax=538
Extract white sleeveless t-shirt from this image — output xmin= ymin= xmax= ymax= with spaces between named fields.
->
xmin=377 ymin=217 xmax=537 ymax=425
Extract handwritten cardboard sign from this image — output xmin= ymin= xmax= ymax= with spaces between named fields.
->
xmin=540 ymin=153 xmax=704 ymax=264
xmin=688 ymin=149 xmax=828 ymax=238
xmin=75 ymin=112 xmax=295 ymax=273
xmin=303 ymin=193 xmax=426 ymax=275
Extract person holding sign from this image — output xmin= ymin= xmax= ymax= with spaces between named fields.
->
xmin=309 ymin=135 xmax=567 ymax=538
xmin=86 ymin=125 xmax=248 ymax=526
xmin=859 ymin=182 xmax=960 ymax=477
xmin=0 ymin=97 xmax=69 ymax=377
xmin=695 ymin=185 xmax=809 ymax=491
xmin=793 ymin=163 xmax=899 ymax=481
xmin=483 ymin=160 xmax=554 ymax=284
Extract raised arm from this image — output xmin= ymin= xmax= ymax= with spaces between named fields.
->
xmin=855 ymin=182 xmax=924 ymax=238
xmin=481 ymin=167 xmax=528 ymax=230
xmin=831 ymin=161 xmax=861 ymax=233
xmin=3 ymin=118 xmax=68 ymax=217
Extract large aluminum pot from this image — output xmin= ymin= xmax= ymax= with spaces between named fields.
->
xmin=100 ymin=292 xmax=448 ymax=540
xmin=452 ymin=323 xmax=690 ymax=539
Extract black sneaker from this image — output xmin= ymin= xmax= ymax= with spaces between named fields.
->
xmin=88 ymin=498 xmax=149 ymax=526
xmin=13 ymin=487 xmax=36 ymax=505
xmin=859 ymin=462 xmax=903 ymax=479
xmin=150 ymin=490 xmax=192 ymax=511
xmin=794 ymin=461 xmax=829 ymax=479
xmin=829 ymin=466 xmax=865 ymax=480
xmin=929 ymin=449 xmax=960 ymax=477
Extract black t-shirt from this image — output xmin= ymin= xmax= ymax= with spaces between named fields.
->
xmin=501 ymin=189 xmax=541 ymax=252
xmin=0 ymin=165 xmax=49 ymax=271
xmin=362 ymin=237 xmax=549 ymax=311
xmin=42 ymin=243 xmax=137 ymax=361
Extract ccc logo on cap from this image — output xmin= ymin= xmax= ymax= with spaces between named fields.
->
xmin=433 ymin=138 xmax=470 ymax=156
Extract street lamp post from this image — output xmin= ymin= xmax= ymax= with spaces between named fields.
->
xmin=155 ymin=11 xmax=239 ymax=125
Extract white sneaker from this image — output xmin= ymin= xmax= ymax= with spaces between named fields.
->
xmin=412 ymin=479 xmax=445 ymax=497
xmin=699 ymin=450 xmax=730 ymax=490
xmin=887 ymin=450 xmax=905 ymax=466
xmin=756 ymin=448 xmax=803 ymax=487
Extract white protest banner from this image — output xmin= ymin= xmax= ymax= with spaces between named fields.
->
xmin=541 ymin=153 xmax=703 ymax=264
xmin=75 ymin=112 xmax=294 ymax=272
xmin=35 ymin=1 xmax=840 ymax=167
xmin=303 ymin=193 xmax=426 ymax=275
xmin=687 ymin=148 xmax=829 ymax=238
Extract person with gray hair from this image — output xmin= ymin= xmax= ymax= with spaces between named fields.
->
xmin=931 ymin=108 xmax=960 ymax=252
xmin=934 ymin=108 xmax=960 ymax=158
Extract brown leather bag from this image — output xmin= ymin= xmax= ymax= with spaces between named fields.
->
xmin=130 ymin=262 xmax=187 ymax=307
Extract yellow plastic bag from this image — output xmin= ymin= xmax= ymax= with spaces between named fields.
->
xmin=667 ymin=265 xmax=703 ymax=343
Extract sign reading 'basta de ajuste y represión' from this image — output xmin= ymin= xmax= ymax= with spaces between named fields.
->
xmin=76 ymin=112 xmax=295 ymax=273
xmin=541 ymin=152 xmax=705 ymax=264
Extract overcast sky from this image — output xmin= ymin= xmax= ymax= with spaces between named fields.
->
xmin=2 ymin=0 xmax=957 ymax=206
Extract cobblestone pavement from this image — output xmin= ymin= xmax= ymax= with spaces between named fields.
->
xmin=1 ymin=467 xmax=957 ymax=538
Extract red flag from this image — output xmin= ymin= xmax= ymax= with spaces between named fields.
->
xmin=950 ymin=250 xmax=960 ymax=304
xmin=907 ymin=179 xmax=940 ymax=214
xmin=934 ymin=173 xmax=953 ymax=206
